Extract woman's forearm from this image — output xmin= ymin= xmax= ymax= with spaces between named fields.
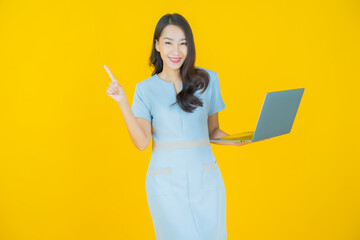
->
xmin=117 ymin=99 xmax=149 ymax=150
xmin=209 ymin=128 xmax=250 ymax=147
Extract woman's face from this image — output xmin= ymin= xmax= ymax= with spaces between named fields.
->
xmin=155 ymin=25 xmax=188 ymax=71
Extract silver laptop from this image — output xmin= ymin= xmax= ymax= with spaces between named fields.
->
xmin=210 ymin=88 xmax=305 ymax=142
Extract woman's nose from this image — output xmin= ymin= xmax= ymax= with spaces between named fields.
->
xmin=172 ymin=45 xmax=180 ymax=54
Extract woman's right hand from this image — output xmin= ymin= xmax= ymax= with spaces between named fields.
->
xmin=104 ymin=65 xmax=127 ymax=103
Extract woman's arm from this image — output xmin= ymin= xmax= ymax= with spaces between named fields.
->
xmin=208 ymin=112 xmax=250 ymax=147
xmin=117 ymin=100 xmax=152 ymax=151
xmin=105 ymin=65 xmax=151 ymax=151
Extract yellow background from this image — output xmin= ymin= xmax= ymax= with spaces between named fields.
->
xmin=1 ymin=0 xmax=359 ymax=239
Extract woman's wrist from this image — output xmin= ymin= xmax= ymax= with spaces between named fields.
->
xmin=116 ymin=98 xmax=129 ymax=106
xmin=235 ymin=142 xmax=251 ymax=147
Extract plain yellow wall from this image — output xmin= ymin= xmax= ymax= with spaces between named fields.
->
xmin=1 ymin=0 xmax=359 ymax=239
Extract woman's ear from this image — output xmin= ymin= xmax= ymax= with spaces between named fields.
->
xmin=155 ymin=39 xmax=159 ymax=52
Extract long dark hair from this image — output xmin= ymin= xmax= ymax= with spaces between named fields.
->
xmin=148 ymin=13 xmax=210 ymax=113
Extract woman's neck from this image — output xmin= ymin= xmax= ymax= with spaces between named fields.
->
xmin=158 ymin=70 xmax=182 ymax=83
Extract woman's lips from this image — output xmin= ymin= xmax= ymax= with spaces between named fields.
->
xmin=169 ymin=57 xmax=181 ymax=63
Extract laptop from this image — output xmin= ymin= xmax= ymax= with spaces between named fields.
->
xmin=210 ymin=88 xmax=305 ymax=143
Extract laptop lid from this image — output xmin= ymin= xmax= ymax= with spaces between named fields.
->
xmin=251 ymin=88 xmax=305 ymax=142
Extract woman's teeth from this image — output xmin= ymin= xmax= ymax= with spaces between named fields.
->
xmin=169 ymin=57 xmax=181 ymax=63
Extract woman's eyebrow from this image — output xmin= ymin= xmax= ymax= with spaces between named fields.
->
xmin=164 ymin=37 xmax=186 ymax=41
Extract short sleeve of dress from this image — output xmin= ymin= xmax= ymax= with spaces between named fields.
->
xmin=131 ymin=83 xmax=152 ymax=123
xmin=208 ymin=72 xmax=226 ymax=116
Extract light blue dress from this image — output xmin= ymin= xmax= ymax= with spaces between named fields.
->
xmin=131 ymin=66 xmax=227 ymax=240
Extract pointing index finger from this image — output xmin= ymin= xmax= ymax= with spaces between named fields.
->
xmin=104 ymin=65 xmax=118 ymax=83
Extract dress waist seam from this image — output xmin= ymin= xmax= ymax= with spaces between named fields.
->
xmin=152 ymin=138 xmax=210 ymax=151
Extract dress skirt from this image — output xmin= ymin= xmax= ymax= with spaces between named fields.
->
xmin=145 ymin=138 xmax=227 ymax=240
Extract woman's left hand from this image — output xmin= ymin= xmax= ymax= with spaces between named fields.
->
xmin=234 ymin=142 xmax=251 ymax=146
xmin=235 ymin=138 xmax=272 ymax=146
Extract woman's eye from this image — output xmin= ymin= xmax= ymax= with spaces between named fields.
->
xmin=165 ymin=42 xmax=187 ymax=45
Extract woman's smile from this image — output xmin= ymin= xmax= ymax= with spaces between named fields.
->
xmin=169 ymin=57 xmax=181 ymax=63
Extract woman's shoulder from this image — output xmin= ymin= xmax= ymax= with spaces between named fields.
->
xmin=135 ymin=67 xmax=219 ymax=92
xmin=135 ymin=74 xmax=158 ymax=90
xmin=195 ymin=66 xmax=220 ymax=88
xmin=196 ymin=66 xmax=219 ymax=87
